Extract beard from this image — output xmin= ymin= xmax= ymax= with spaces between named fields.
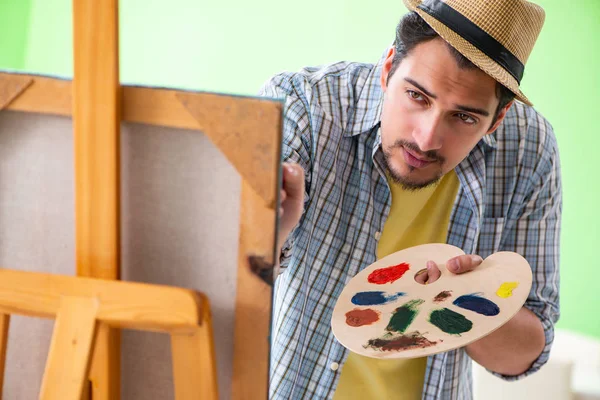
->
xmin=382 ymin=139 xmax=445 ymax=191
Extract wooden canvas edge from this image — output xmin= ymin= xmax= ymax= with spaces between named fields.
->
xmin=0 ymin=74 xmax=33 ymax=110
xmin=231 ymin=82 xmax=282 ymax=398
xmin=0 ymin=72 xmax=72 ymax=116
xmin=232 ymin=183 xmax=279 ymax=400
xmin=1 ymin=72 xmax=283 ymax=208
xmin=176 ymin=91 xmax=282 ymax=208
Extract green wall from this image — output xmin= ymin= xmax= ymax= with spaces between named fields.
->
xmin=520 ymin=0 xmax=600 ymax=339
xmin=22 ymin=0 xmax=72 ymax=76
xmin=1 ymin=0 xmax=598 ymax=338
xmin=0 ymin=0 xmax=32 ymax=70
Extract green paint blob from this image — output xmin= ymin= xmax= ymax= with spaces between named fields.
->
xmin=429 ymin=308 xmax=473 ymax=335
xmin=386 ymin=299 xmax=425 ymax=333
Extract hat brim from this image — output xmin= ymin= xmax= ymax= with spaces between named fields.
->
xmin=402 ymin=0 xmax=532 ymax=106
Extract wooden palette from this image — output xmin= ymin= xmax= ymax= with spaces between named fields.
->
xmin=331 ymin=244 xmax=532 ymax=359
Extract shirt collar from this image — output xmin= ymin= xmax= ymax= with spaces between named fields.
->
xmin=481 ymin=131 xmax=497 ymax=148
xmin=343 ymin=52 xmax=386 ymax=137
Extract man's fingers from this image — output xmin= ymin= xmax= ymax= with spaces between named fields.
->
xmin=415 ymin=256 xmax=483 ymax=285
xmin=447 ymin=255 xmax=483 ymax=274
xmin=282 ymin=163 xmax=305 ymax=201
xmin=415 ymin=268 xmax=428 ymax=284
xmin=426 ymin=260 xmax=441 ymax=282
xmin=415 ymin=261 xmax=441 ymax=284
xmin=278 ymin=163 xmax=306 ymax=246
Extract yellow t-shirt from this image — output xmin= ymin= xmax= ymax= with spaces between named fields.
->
xmin=333 ymin=171 xmax=460 ymax=400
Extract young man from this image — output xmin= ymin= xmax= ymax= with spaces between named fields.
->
xmin=260 ymin=0 xmax=561 ymax=398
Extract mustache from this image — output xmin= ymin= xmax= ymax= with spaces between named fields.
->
xmin=388 ymin=140 xmax=445 ymax=163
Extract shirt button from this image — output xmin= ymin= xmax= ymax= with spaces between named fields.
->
xmin=375 ymin=231 xmax=382 ymax=240
xmin=330 ymin=362 xmax=339 ymax=371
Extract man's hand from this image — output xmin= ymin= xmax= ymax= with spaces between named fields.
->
xmin=414 ymin=254 xmax=484 ymax=284
xmin=415 ymin=252 xmax=545 ymax=376
xmin=278 ymin=162 xmax=305 ymax=247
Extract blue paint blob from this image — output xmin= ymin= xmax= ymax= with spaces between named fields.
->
xmin=351 ymin=291 xmax=406 ymax=306
xmin=453 ymin=294 xmax=500 ymax=316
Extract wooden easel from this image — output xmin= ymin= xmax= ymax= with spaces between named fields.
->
xmin=0 ymin=268 xmax=218 ymax=400
xmin=0 ymin=0 xmax=282 ymax=398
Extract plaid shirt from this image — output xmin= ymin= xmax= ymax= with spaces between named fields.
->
xmin=258 ymin=53 xmax=561 ymax=400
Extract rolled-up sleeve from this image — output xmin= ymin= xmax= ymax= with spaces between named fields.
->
xmin=494 ymin=115 xmax=562 ymax=381
xmin=258 ymin=74 xmax=314 ymax=271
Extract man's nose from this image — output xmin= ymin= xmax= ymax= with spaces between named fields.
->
xmin=413 ymin=113 xmax=444 ymax=152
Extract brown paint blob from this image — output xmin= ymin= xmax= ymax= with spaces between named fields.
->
xmin=433 ymin=290 xmax=453 ymax=303
xmin=366 ymin=332 xmax=438 ymax=351
xmin=345 ymin=308 xmax=380 ymax=327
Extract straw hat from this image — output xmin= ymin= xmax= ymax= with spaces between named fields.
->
xmin=403 ymin=0 xmax=545 ymax=106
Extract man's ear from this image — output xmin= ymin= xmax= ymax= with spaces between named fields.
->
xmin=487 ymin=100 xmax=514 ymax=134
xmin=380 ymin=46 xmax=396 ymax=92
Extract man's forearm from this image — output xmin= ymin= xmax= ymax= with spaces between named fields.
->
xmin=466 ymin=306 xmax=546 ymax=376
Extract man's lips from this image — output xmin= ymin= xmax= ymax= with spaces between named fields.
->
xmin=402 ymin=147 xmax=436 ymax=169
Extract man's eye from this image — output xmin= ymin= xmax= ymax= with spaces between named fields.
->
xmin=407 ymin=90 xmax=424 ymax=101
xmin=457 ymin=113 xmax=476 ymax=124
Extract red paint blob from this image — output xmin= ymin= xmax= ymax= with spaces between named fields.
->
xmin=368 ymin=263 xmax=410 ymax=284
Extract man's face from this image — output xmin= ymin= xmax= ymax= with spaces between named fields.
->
xmin=379 ymin=38 xmax=511 ymax=189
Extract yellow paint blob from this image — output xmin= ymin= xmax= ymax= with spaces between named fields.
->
xmin=496 ymin=282 xmax=519 ymax=298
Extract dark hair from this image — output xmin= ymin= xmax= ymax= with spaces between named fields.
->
xmin=389 ymin=12 xmax=515 ymax=126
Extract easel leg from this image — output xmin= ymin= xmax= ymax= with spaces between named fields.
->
xmin=171 ymin=322 xmax=218 ymax=400
xmin=0 ymin=314 xmax=10 ymax=399
xmin=40 ymin=297 xmax=98 ymax=400
xmin=88 ymin=325 xmax=121 ymax=400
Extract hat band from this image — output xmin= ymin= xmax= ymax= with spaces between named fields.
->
xmin=417 ymin=0 xmax=525 ymax=83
